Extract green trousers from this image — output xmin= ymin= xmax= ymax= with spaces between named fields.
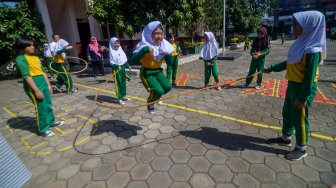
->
xmin=113 ymin=65 xmax=127 ymax=100
xmin=244 ymin=43 xmax=249 ymax=51
xmin=45 ymin=57 xmax=56 ymax=77
xmin=245 ymin=57 xmax=265 ymax=86
xmin=53 ymin=63 xmax=73 ymax=92
xmin=140 ymin=68 xmax=172 ymax=103
xmin=23 ymin=76 xmax=55 ymax=134
xmin=282 ymin=81 xmax=317 ymax=146
xmin=204 ymin=61 xmax=219 ymax=85
xmin=166 ymin=55 xmax=179 ymax=84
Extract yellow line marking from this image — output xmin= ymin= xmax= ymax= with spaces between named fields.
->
xmin=54 ymin=127 xmax=66 ymax=134
xmin=75 ymin=83 xmax=336 ymax=142
xmin=331 ymin=83 xmax=336 ymax=89
xmin=276 ymin=80 xmax=280 ymax=98
xmin=3 ymin=107 xmax=18 ymax=118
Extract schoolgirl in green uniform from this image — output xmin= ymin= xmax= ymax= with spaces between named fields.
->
xmin=109 ymin=37 xmax=132 ymax=105
xmin=132 ymin=21 xmax=174 ymax=114
xmin=15 ymin=37 xmax=64 ymax=137
xmin=166 ymin=33 xmax=180 ymax=86
xmin=265 ymin=11 xmax=326 ymax=160
xmin=200 ymin=32 xmax=221 ymax=90
xmin=243 ymin=27 xmax=270 ymax=90
xmin=51 ymin=34 xmax=76 ymax=93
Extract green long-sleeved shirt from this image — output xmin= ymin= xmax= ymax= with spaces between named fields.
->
xmin=267 ymin=52 xmax=320 ymax=102
xmin=131 ymin=46 xmax=173 ymax=69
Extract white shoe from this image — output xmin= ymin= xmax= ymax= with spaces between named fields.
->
xmin=217 ymin=85 xmax=222 ymax=90
xmin=53 ymin=86 xmax=62 ymax=93
xmin=122 ymin=97 xmax=131 ymax=101
xmin=157 ymin=101 xmax=164 ymax=106
xmin=119 ymin=100 xmax=126 ymax=105
xmin=52 ymin=121 xmax=64 ymax=127
xmin=41 ymin=130 xmax=55 ymax=137
xmin=255 ymin=85 xmax=262 ymax=90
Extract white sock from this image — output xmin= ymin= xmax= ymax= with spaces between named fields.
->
xmin=295 ymin=144 xmax=306 ymax=151
xmin=281 ymin=135 xmax=291 ymax=141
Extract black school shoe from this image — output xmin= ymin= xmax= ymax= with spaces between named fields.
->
xmin=267 ymin=137 xmax=292 ymax=146
xmin=285 ymin=148 xmax=307 ymax=161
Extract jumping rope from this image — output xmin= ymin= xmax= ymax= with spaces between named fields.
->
xmin=49 ymin=56 xmax=88 ymax=74
xmin=94 ymin=66 xmax=262 ymax=110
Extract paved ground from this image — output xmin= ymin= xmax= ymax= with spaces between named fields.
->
xmin=0 ymin=39 xmax=335 ymax=188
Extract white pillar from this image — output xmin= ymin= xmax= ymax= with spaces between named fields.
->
xmin=63 ymin=0 xmax=80 ymax=57
xmin=85 ymin=0 xmax=103 ymax=41
xmin=35 ymin=0 xmax=53 ymax=42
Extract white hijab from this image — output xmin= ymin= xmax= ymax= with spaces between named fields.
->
xmin=109 ymin=37 xmax=128 ymax=66
xmin=288 ymin=11 xmax=326 ymax=64
xmin=200 ymin=32 xmax=218 ymax=60
xmin=133 ymin=21 xmax=174 ymax=61
xmin=43 ymin=43 xmax=52 ymax=57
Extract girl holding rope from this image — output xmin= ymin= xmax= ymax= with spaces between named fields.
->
xmin=109 ymin=37 xmax=132 ymax=105
xmin=243 ymin=27 xmax=270 ymax=90
xmin=51 ymin=34 xmax=77 ymax=94
xmin=264 ymin=11 xmax=326 ymax=160
xmin=200 ymin=32 xmax=221 ymax=90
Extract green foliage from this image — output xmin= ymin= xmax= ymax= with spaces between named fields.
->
xmin=88 ymin=0 xmax=273 ymax=39
xmin=0 ymin=2 xmax=46 ymax=66
xmin=226 ymin=0 xmax=262 ymax=35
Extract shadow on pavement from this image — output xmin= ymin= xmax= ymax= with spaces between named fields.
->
xmin=86 ymin=95 xmax=119 ymax=104
xmin=7 ymin=116 xmax=39 ymax=134
xmin=180 ymin=127 xmax=288 ymax=155
xmin=91 ymin=119 xmax=141 ymax=139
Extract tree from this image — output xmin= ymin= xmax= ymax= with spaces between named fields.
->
xmin=0 ymin=2 xmax=46 ymax=78
xmin=203 ymin=0 xmax=223 ymax=32
xmin=87 ymin=0 xmax=206 ymax=39
xmin=226 ymin=0 xmax=262 ymax=35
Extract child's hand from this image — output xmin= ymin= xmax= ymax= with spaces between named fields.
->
xmin=149 ymin=47 xmax=154 ymax=55
xmin=65 ymin=45 xmax=73 ymax=50
xmin=294 ymin=98 xmax=306 ymax=109
xmin=48 ymin=85 xmax=53 ymax=94
xmin=263 ymin=68 xmax=270 ymax=73
xmin=35 ymin=90 xmax=44 ymax=99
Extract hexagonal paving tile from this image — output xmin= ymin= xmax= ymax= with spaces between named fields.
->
xmin=292 ymin=164 xmax=321 ymax=182
xmin=126 ymin=181 xmax=149 ymax=188
xmin=187 ymin=144 xmax=207 ymax=156
xmin=250 ymin=164 xmax=276 ymax=183
xmin=233 ymin=173 xmax=260 ymax=188
xmin=315 ymin=148 xmax=336 ymax=163
xmin=168 ymin=164 xmax=192 ymax=181
xmin=144 ymin=130 xmax=160 ymax=139
xmin=227 ymin=158 xmax=249 ymax=172
xmin=171 ymin=139 xmax=190 ymax=149
xmin=304 ymin=156 xmax=332 ymax=172
xmin=136 ymin=150 xmax=156 ymax=164
xmin=93 ymin=164 xmax=115 ymax=180
xmin=277 ymin=173 xmax=306 ymax=188
xmin=209 ymin=165 xmax=233 ymax=183
xmin=241 ymin=150 xmax=264 ymax=163
xmin=188 ymin=156 xmax=211 ymax=172
xmin=159 ymin=126 xmax=175 ymax=134
xmin=147 ymin=172 xmax=172 ymax=188
xmin=154 ymin=144 xmax=174 ymax=156
xmin=265 ymin=156 xmax=291 ymax=172
xmin=151 ymin=157 xmax=173 ymax=171
xmin=116 ymin=156 xmax=137 ymax=171
xmin=130 ymin=164 xmax=153 ymax=180
xmin=170 ymin=150 xmax=191 ymax=163
xmin=174 ymin=115 xmax=187 ymax=122
xmin=205 ymin=150 xmax=227 ymax=164
xmin=107 ymin=172 xmax=130 ymax=188
xmin=189 ymin=173 xmax=215 ymax=188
